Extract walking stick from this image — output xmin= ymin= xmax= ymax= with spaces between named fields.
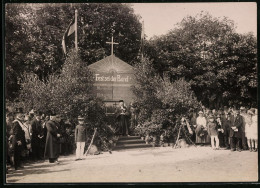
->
xmin=85 ymin=128 xmax=97 ymax=156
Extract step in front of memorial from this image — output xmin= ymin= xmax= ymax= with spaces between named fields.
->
xmin=113 ymin=136 xmax=153 ymax=151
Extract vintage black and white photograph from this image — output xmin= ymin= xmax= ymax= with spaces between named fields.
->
xmin=4 ymin=2 xmax=258 ymax=183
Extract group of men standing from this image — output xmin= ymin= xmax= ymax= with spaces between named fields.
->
xmin=6 ymin=109 xmax=71 ymax=171
xmin=6 ymin=109 xmax=47 ymax=170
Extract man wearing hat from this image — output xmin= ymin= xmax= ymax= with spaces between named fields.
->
xmin=229 ymin=109 xmax=243 ymax=152
xmin=11 ymin=108 xmax=27 ymax=170
xmin=44 ymin=111 xmax=61 ymax=163
xmin=75 ymin=115 xmax=88 ymax=161
xmin=240 ymin=106 xmax=249 ymax=150
xmin=115 ymin=100 xmax=130 ymax=136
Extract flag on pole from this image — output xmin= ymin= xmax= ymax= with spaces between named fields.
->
xmin=62 ymin=17 xmax=76 ymax=55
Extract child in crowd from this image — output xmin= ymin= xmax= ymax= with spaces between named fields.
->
xmin=75 ymin=115 xmax=88 ymax=161
xmin=207 ymin=115 xmax=219 ymax=150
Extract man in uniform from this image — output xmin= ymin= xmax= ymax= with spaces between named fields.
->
xmin=44 ymin=112 xmax=61 ymax=163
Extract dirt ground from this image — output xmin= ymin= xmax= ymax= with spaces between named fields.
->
xmin=6 ymin=146 xmax=258 ymax=183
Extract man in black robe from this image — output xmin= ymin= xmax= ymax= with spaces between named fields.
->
xmin=44 ymin=112 xmax=61 ymax=163
xmin=31 ymin=111 xmax=43 ymax=160
xmin=115 ymin=100 xmax=130 ymax=136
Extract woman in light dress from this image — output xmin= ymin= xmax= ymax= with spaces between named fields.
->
xmin=195 ymin=111 xmax=210 ymax=145
xmin=245 ymin=108 xmax=258 ymax=152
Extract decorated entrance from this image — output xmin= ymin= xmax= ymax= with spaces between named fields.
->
xmin=88 ymin=54 xmax=136 ymax=112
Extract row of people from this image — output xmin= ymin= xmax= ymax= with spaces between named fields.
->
xmin=6 ymin=109 xmax=76 ymax=171
xmin=184 ymin=106 xmax=258 ymax=151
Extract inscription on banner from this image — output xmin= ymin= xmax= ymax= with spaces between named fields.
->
xmin=95 ymin=74 xmax=131 ymax=83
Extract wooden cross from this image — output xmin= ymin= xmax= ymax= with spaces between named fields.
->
xmin=106 ymin=35 xmax=119 ymax=55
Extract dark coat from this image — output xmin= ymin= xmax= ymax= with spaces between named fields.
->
xmin=221 ymin=114 xmax=231 ymax=135
xmin=11 ymin=120 xmax=26 ymax=149
xmin=31 ymin=119 xmax=42 ymax=144
xmin=115 ymin=106 xmax=130 ymax=136
xmin=229 ymin=115 xmax=243 ymax=138
xmin=44 ymin=120 xmax=59 ymax=159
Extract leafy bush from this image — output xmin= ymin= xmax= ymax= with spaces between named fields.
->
xmin=132 ymin=58 xmax=201 ymax=141
xmin=19 ymin=50 xmax=94 ymax=118
xmin=18 ymin=50 xmax=114 ymax=149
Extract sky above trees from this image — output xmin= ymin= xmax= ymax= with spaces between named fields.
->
xmin=132 ymin=3 xmax=257 ymax=39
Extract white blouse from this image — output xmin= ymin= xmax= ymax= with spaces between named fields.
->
xmin=196 ymin=116 xmax=207 ymax=128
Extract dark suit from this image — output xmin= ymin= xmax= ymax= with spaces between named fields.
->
xmin=11 ymin=120 xmax=26 ymax=169
xmin=240 ymin=113 xmax=248 ymax=150
xmin=44 ymin=120 xmax=59 ymax=162
xmin=229 ymin=114 xmax=243 ymax=150
xmin=31 ymin=119 xmax=42 ymax=160
xmin=221 ymin=113 xmax=231 ymax=148
xmin=39 ymin=121 xmax=47 ymax=158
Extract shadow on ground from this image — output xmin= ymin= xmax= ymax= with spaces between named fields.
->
xmin=6 ymin=160 xmax=71 ymax=183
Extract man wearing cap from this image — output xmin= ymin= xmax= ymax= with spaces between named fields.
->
xmin=44 ymin=112 xmax=61 ymax=163
xmin=240 ymin=107 xmax=249 ymax=150
xmin=115 ymin=100 xmax=130 ymax=136
xmin=75 ymin=115 xmax=88 ymax=161
xmin=229 ymin=110 xmax=243 ymax=152
xmin=11 ymin=108 xmax=27 ymax=170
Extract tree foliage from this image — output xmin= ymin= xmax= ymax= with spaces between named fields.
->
xmin=132 ymin=58 xmax=201 ymax=139
xmin=19 ymin=50 xmax=94 ymax=119
xmin=145 ymin=12 xmax=257 ymax=109
xmin=5 ymin=3 xmax=142 ymax=100
xmin=19 ymin=50 xmax=115 ymax=149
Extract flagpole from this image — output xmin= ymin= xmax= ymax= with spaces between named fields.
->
xmin=111 ymin=35 xmax=114 ymax=56
xmin=141 ymin=20 xmax=144 ymax=62
xmin=75 ymin=9 xmax=78 ymax=52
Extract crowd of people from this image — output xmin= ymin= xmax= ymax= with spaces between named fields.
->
xmin=6 ymin=109 xmax=76 ymax=171
xmin=182 ymin=106 xmax=258 ymax=151
xmin=5 ymin=103 xmax=258 ymax=173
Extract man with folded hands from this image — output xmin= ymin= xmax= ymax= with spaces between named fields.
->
xmin=229 ymin=109 xmax=243 ymax=152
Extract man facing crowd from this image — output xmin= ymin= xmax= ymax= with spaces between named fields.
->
xmin=115 ymin=100 xmax=130 ymax=136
